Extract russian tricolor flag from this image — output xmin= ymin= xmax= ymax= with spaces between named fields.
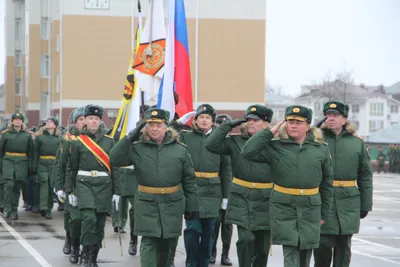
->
xmin=157 ymin=0 xmax=193 ymax=120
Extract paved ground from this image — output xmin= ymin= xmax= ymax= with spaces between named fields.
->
xmin=1 ymin=172 xmax=400 ymax=267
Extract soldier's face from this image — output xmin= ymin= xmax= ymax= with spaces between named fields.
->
xmin=85 ymin=115 xmax=101 ymax=131
xmin=75 ymin=116 xmax=86 ymax=131
xmin=286 ymin=119 xmax=309 ymax=140
xmin=13 ymin=118 xmax=23 ymax=127
xmin=325 ymin=113 xmax=346 ymax=131
xmin=196 ymin=114 xmax=213 ymax=132
xmin=46 ymin=120 xmax=56 ymax=130
xmin=146 ymin=122 xmax=167 ymax=142
xmin=247 ymin=118 xmax=269 ymax=135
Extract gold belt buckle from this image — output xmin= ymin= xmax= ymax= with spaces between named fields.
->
xmin=252 ymin=183 xmax=256 ymax=188
xmin=91 ymin=171 xmax=97 ymax=177
xmin=339 ymin=181 xmax=345 ymax=187
xmin=299 ymin=189 xmax=305 ymax=195
xmin=160 ymin=188 xmax=165 ymax=194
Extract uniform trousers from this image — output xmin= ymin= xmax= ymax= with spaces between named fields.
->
xmin=80 ymin=208 xmax=107 ymax=248
xmin=313 ymin=234 xmax=353 ymax=267
xmin=283 ymin=245 xmax=312 ymax=267
xmin=140 ymin=236 xmax=174 ymax=267
xmin=237 ymin=226 xmax=270 ymax=267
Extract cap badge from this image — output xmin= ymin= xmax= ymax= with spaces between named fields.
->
xmin=95 ymin=109 xmax=98 ymax=113
xmin=250 ymin=107 xmax=257 ymax=112
xmin=151 ymin=111 xmax=158 ymax=116
xmin=203 ymin=106 xmax=207 ymax=110
xmin=16 ymin=113 xmax=20 ymax=116
xmin=293 ymin=108 xmax=300 ymax=113
xmin=330 ymin=103 xmax=337 ymax=108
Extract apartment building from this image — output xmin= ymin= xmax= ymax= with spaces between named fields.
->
xmin=3 ymin=0 xmax=266 ymax=126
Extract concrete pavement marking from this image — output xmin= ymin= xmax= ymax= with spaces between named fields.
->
xmin=353 ymin=237 xmax=400 ymax=253
xmin=0 ymin=216 xmax=52 ymax=267
xmin=352 ymin=250 xmax=400 ymax=266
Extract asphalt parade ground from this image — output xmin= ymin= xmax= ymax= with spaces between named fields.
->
xmin=1 ymin=172 xmax=400 ymax=267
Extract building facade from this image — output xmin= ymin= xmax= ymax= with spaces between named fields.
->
xmin=3 ymin=0 xmax=266 ymax=126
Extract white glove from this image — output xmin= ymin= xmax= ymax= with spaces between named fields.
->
xmin=178 ymin=111 xmax=196 ymax=125
xmin=69 ymin=194 xmax=78 ymax=207
xmin=57 ymin=190 xmax=66 ymax=203
xmin=221 ymin=198 xmax=228 ymax=210
xmin=112 ymin=194 xmax=121 ymax=210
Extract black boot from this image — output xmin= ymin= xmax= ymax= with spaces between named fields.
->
xmin=81 ymin=245 xmax=91 ymax=267
xmin=12 ymin=212 xmax=18 ymax=220
xmin=128 ymin=234 xmax=138 ymax=255
xmin=91 ymin=246 xmax=100 ymax=267
xmin=57 ymin=201 xmax=64 ymax=211
xmin=209 ymin=247 xmax=216 ymax=264
xmin=31 ymin=206 xmax=40 ymax=213
xmin=63 ymin=231 xmax=71 ymax=255
xmin=69 ymin=238 xmax=80 ymax=264
xmin=221 ymin=244 xmax=232 ymax=266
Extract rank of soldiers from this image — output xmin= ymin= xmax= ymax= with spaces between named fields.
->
xmin=0 ymin=100 xmax=374 ymax=267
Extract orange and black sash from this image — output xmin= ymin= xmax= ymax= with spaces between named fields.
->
xmin=77 ymin=134 xmax=111 ymax=173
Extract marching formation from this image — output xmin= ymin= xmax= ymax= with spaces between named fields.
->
xmin=0 ymin=100 xmax=373 ymax=267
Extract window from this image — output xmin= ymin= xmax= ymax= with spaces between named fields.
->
xmin=351 ymin=104 xmax=359 ymax=113
xmin=369 ymin=120 xmax=384 ymax=132
xmin=15 ymin=79 xmax=21 ymax=96
xmin=56 ymin=72 xmax=60 ymax=93
xmin=353 ymin=121 xmax=359 ymax=130
xmin=15 ymin=50 xmax=22 ymax=66
xmin=56 ymin=33 xmax=60 ymax=52
xmin=41 ymin=55 xmax=50 ymax=77
xmin=369 ymin=103 xmax=384 ymax=116
xmin=41 ymin=17 xmax=49 ymax=40
xmin=15 ymin=18 xmax=22 ymax=40
xmin=390 ymin=105 xmax=399 ymax=113
xmin=15 ymin=105 xmax=21 ymax=112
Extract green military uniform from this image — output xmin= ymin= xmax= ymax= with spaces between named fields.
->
xmin=388 ymin=145 xmax=394 ymax=173
xmin=110 ymin=108 xmax=199 ymax=267
xmin=210 ymin=114 xmax=234 ymax=266
xmin=170 ymin=104 xmax=232 ymax=267
xmin=67 ymin=105 xmax=118 ymax=267
xmin=242 ymin=105 xmax=334 ymax=267
xmin=0 ymin=113 xmax=34 ymax=219
xmin=111 ymin=167 xmax=129 ymax=233
xmin=0 ymin=132 xmax=3 ymax=213
xmin=377 ymin=150 xmax=386 ymax=173
xmin=33 ymin=117 xmax=60 ymax=219
xmin=314 ymin=101 xmax=373 ymax=267
xmin=396 ymin=146 xmax=400 ymax=173
xmin=206 ymin=105 xmax=274 ymax=267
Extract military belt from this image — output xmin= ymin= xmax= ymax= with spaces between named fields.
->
xmin=274 ymin=184 xmax=319 ymax=196
xmin=138 ymin=185 xmax=180 ymax=194
xmin=233 ymin=177 xmax=273 ymax=189
xmin=333 ymin=180 xmax=357 ymax=187
xmin=121 ymin=165 xmax=134 ymax=169
xmin=195 ymin=172 xmax=219 ymax=178
xmin=40 ymin=155 xmax=56 ymax=160
xmin=78 ymin=170 xmax=108 ymax=177
xmin=5 ymin=152 xmax=27 ymax=157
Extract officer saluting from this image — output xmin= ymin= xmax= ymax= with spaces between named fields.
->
xmin=110 ymin=108 xmax=199 ymax=267
xmin=67 ymin=105 xmax=118 ymax=267
xmin=313 ymin=101 xmax=373 ymax=267
xmin=242 ymin=105 xmax=334 ymax=267
xmin=0 ymin=112 xmax=34 ymax=220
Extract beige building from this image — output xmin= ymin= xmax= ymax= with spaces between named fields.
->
xmin=4 ymin=0 xmax=266 ymax=126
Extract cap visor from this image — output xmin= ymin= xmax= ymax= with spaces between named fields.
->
xmin=286 ymin=115 xmax=307 ymax=122
xmin=325 ymin=109 xmax=340 ymax=114
xmin=146 ymin=118 xmax=165 ymax=123
xmin=246 ymin=114 xmax=263 ymax=120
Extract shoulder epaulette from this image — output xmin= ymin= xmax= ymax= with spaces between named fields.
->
xmin=104 ymin=134 xmax=114 ymax=140
xmin=176 ymin=141 xmax=187 ymax=147
xmin=1 ymin=129 xmax=9 ymax=134
xmin=63 ymin=133 xmax=77 ymax=141
xmin=182 ymin=129 xmax=192 ymax=133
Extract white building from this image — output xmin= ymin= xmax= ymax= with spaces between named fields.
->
xmin=296 ymin=80 xmax=400 ymax=137
xmin=265 ymin=94 xmax=294 ymax=124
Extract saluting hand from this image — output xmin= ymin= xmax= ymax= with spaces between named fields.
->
xmin=178 ymin=111 xmax=196 ymax=125
xmin=229 ymin=119 xmax=247 ymax=128
xmin=270 ymin=120 xmax=285 ymax=136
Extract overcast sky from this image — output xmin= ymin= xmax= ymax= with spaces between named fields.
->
xmin=1 ymin=0 xmax=399 ymax=96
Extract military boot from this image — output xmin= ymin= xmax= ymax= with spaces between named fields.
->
xmin=128 ymin=234 xmax=138 ymax=255
xmin=90 ymin=246 xmax=100 ymax=267
xmin=3 ymin=211 xmax=10 ymax=218
xmin=31 ymin=205 xmax=40 ymax=213
xmin=209 ymin=247 xmax=216 ymax=264
xmin=45 ymin=210 xmax=52 ymax=219
xmin=12 ymin=211 xmax=18 ymax=220
xmin=221 ymin=244 xmax=232 ymax=266
xmin=69 ymin=238 xmax=80 ymax=264
xmin=81 ymin=245 xmax=91 ymax=267
xmin=63 ymin=231 xmax=72 ymax=255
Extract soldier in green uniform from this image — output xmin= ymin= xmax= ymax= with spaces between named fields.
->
xmin=111 ymin=171 xmax=128 ymax=233
xmin=54 ymin=107 xmax=86 ymax=262
xmin=33 ymin=117 xmax=61 ymax=219
xmin=66 ymin=105 xmax=117 ymax=267
xmin=207 ymin=105 xmax=274 ymax=267
xmin=169 ymin=104 xmax=232 ymax=267
xmin=396 ymin=145 xmax=400 ymax=173
xmin=377 ymin=147 xmax=386 ymax=173
xmin=0 ymin=112 xmax=34 ymax=220
xmin=313 ymin=101 xmax=373 ymax=267
xmin=209 ymin=113 xmax=234 ymax=266
xmin=110 ymin=108 xmax=199 ymax=267
xmin=242 ymin=105 xmax=334 ymax=267
xmin=0 ymin=131 xmax=4 ymax=213
xmin=388 ymin=144 xmax=394 ymax=173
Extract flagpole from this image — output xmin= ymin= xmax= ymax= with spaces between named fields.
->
xmin=194 ymin=0 xmax=199 ymax=108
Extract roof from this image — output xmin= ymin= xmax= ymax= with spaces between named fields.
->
xmin=365 ymin=123 xmax=400 ymax=144
xmin=387 ymin=82 xmax=400 ymax=94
